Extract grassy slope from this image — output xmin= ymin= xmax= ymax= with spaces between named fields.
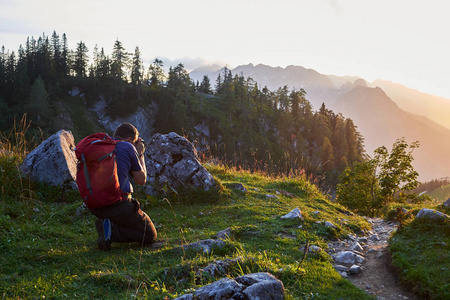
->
xmin=0 ymin=159 xmax=374 ymax=299
xmin=389 ymin=208 xmax=450 ymax=300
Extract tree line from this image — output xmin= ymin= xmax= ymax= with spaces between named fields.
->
xmin=0 ymin=31 xmax=366 ymax=189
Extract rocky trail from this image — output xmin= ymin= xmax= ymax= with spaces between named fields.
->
xmin=330 ymin=218 xmax=420 ymax=300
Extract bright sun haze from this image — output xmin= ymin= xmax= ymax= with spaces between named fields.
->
xmin=1 ymin=0 xmax=449 ymax=99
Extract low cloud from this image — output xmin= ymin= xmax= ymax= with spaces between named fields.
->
xmin=145 ymin=56 xmax=227 ymax=72
xmin=327 ymin=0 xmax=343 ymax=15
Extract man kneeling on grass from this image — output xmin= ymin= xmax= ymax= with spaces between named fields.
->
xmin=82 ymin=123 xmax=157 ymax=250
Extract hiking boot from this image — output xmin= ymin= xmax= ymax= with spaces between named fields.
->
xmin=95 ymin=218 xmax=111 ymax=251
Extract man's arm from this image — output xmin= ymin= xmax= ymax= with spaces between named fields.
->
xmin=131 ymin=138 xmax=147 ymax=185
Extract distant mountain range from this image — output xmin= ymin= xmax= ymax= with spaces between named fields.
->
xmin=190 ymin=63 xmax=450 ymax=181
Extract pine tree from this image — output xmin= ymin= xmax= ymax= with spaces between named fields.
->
xmin=199 ymin=75 xmax=212 ymax=94
xmin=110 ymin=39 xmax=129 ymax=81
xmin=130 ymin=46 xmax=143 ymax=98
xmin=72 ymin=41 xmax=89 ymax=78
xmin=60 ymin=33 xmax=69 ymax=77
xmin=50 ymin=31 xmax=61 ymax=79
xmin=147 ymin=58 xmax=165 ymax=86
xmin=0 ymin=46 xmax=7 ymax=101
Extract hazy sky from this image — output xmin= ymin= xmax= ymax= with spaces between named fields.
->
xmin=1 ymin=0 xmax=449 ymax=98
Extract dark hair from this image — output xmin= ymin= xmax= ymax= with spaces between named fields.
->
xmin=114 ymin=123 xmax=139 ymax=140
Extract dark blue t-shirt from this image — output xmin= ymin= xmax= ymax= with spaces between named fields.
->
xmin=114 ymin=140 xmax=142 ymax=194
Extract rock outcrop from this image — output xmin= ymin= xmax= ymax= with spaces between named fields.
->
xmin=20 ymin=130 xmax=77 ymax=187
xmin=174 ymin=272 xmax=284 ymax=300
xmin=144 ymin=132 xmax=216 ymax=194
xmin=415 ymin=208 xmax=449 ymax=221
xmin=90 ymin=98 xmax=157 ymax=142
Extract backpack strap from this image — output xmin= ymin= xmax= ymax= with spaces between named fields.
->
xmin=81 ymin=153 xmax=93 ymax=195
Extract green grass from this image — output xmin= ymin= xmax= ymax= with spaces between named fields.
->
xmin=0 ymin=151 xmax=376 ymax=299
xmin=389 ymin=215 xmax=450 ymax=300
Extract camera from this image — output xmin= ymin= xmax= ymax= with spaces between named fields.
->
xmin=135 ymin=137 xmax=145 ymax=146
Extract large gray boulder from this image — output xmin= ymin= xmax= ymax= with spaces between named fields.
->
xmin=415 ymin=208 xmax=449 ymax=221
xmin=20 ymin=130 xmax=77 ymax=186
xmin=174 ymin=272 xmax=285 ymax=300
xmin=144 ymin=132 xmax=216 ymax=194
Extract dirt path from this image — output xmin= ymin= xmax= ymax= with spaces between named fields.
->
xmin=346 ymin=218 xmax=420 ymax=300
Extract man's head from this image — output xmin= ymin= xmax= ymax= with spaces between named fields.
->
xmin=114 ymin=123 xmax=139 ymax=144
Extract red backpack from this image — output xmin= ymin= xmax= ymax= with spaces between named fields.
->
xmin=75 ymin=133 xmax=122 ymax=209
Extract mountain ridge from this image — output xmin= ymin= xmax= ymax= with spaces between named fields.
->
xmin=190 ymin=63 xmax=450 ymax=181
xmin=334 ymin=85 xmax=450 ymax=181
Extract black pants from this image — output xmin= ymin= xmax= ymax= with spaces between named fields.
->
xmin=90 ymin=198 xmax=157 ymax=245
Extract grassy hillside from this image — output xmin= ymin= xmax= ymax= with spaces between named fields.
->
xmin=0 ymin=144 xmax=374 ymax=299
xmin=2 ymin=128 xmax=448 ymax=299
xmin=389 ymin=212 xmax=450 ymax=299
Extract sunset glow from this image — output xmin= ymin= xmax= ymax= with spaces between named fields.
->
xmin=1 ymin=0 xmax=449 ymax=98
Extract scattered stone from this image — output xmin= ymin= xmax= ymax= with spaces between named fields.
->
xmin=369 ymin=234 xmax=380 ymax=241
xmin=313 ymin=211 xmax=320 ymax=215
xmin=309 ymin=245 xmax=322 ymax=252
xmin=348 ymin=264 xmax=362 ymax=274
xmin=237 ymin=273 xmax=285 ymax=300
xmin=415 ymin=208 xmax=450 ymax=221
xmin=196 ymin=258 xmax=242 ymax=278
xmin=20 ymin=130 xmax=77 ymax=187
xmin=332 ymin=251 xmax=365 ymax=264
xmin=266 ymin=194 xmax=279 ymax=200
xmin=334 ymin=265 xmax=348 ymax=272
xmin=182 ymin=239 xmax=226 ymax=254
xmin=348 ymin=235 xmax=357 ymax=241
xmin=349 ymin=242 xmax=364 ymax=252
xmin=324 ymin=221 xmax=337 ymax=229
xmin=281 ymin=208 xmax=303 ymax=220
xmin=216 ymin=228 xmax=232 ymax=239
xmin=230 ymin=183 xmax=247 ymax=193
xmin=175 ymin=272 xmax=284 ymax=300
